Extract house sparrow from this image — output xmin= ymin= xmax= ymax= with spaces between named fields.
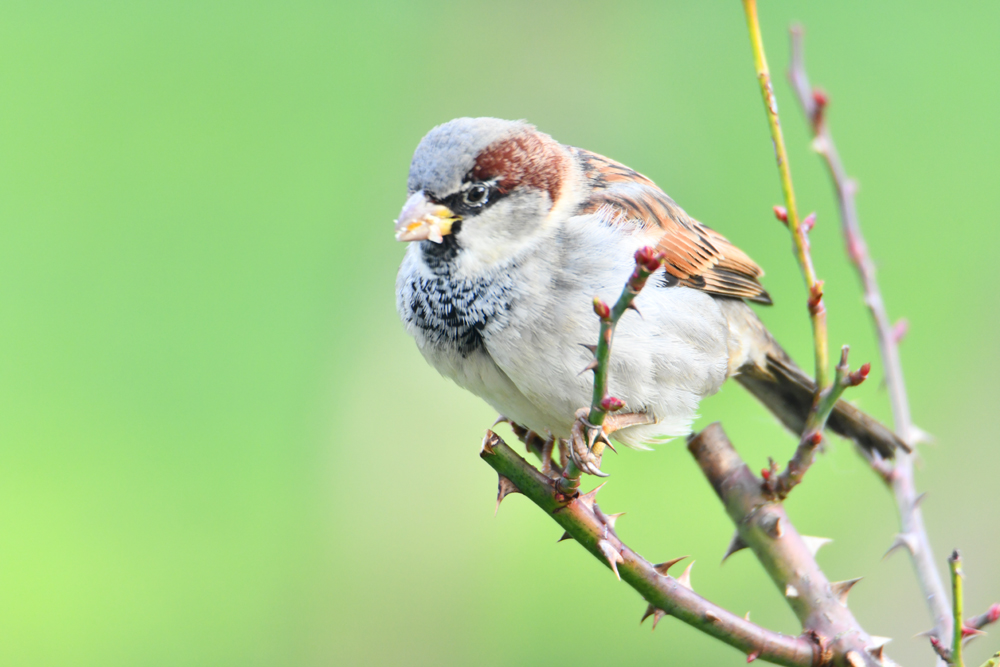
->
xmin=395 ymin=117 xmax=904 ymax=476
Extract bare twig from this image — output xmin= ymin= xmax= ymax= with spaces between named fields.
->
xmin=786 ymin=24 xmax=956 ymax=649
xmin=689 ymin=424 xmax=890 ymax=667
xmin=741 ymin=0 xmax=829 ymax=389
xmin=480 ymin=430 xmax=820 ymax=667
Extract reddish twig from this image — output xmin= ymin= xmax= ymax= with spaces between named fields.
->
xmin=965 ymin=603 xmax=1000 ymax=633
xmin=768 ymin=346 xmax=869 ymax=500
xmin=787 ymin=24 xmax=955 ymax=650
xmin=480 ymin=431 xmax=819 ymax=667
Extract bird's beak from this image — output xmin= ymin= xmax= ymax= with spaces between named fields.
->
xmin=394 ymin=192 xmax=459 ymax=244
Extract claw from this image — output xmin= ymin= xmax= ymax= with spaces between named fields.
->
xmin=569 ymin=411 xmax=610 ymax=477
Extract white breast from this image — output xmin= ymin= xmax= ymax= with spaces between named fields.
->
xmin=396 ymin=214 xmax=735 ymax=448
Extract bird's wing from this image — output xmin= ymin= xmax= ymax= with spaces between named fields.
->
xmin=573 ymin=148 xmax=772 ymax=305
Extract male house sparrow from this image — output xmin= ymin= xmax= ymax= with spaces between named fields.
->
xmin=395 ymin=117 xmax=903 ymax=476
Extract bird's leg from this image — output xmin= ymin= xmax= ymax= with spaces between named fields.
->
xmin=557 ymin=438 xmax=569 ymax=471
xmin=569 ymin=408 xmax=656 ymax=477
xmin=540 ymin=436 xmax=556 ymax=477
xmin=501 ymin=416 xmax=561 ymax=476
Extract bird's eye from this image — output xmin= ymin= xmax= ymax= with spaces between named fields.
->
xmin=464 ymin=184 xmax=489 ymax=206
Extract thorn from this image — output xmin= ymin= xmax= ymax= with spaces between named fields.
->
xmin=495 ymin=475 xmax=520 ymax=516
xmin=722 ymin=532 xmax=749 ymax=562
xmin=577 ymin=482 xmax=606 ymax=511
xmin=599 ymin=433 xmax=618 ymax=454
xmin=785 ymin=584 xmax=799 ymax=598
xmin=651 ymin=608 xmax=667 ymax=630
xmin=578 ymin=343 xmax=598 ymax=355
xmin=845 ymin=650 xmax=865 ymax=667
xmin=604 ymin=512 xmax=625 ymax=531
xmin=773 ymin=206 xmax=788 ymax=224
xmin=962 ymin=625 xmax=987 ymax=641
xmin=625 ymin=301 xmax=643 ymax=319
xmin=557 ymin=531 xmax=573 ymax=542
xmin=480 ymin=431 xmax=498 ymax=455
xmin=883 ymin=533 xmax=917 ymax=559
xmin=677 ymin=561 xmax=695 ymax=590
xmin=892 ymin=318 xmax=909 ymax=345
xmin=912 ymin=492 xmax=927 ymax=511
xmin=592 ymin=297 xmax=611 ymax=320
xmin=801 ymin=535 xmax=833 ymax=557
xmin=761 ymin=512 xmax=783 ymax=539
xmin=704 ymin=610 xmax=720 ymax=622
xmin=597 ymin=539 xmax=624 ymax=580
xmin=747 ymin=650 xmax=760 ymax=663
xmin=744 ymin=611 xmax=751 ymax=621
xmin=491 ymin=415 xmax=508 ymax=428
xmin=640 ymin=604 xmax=655 ymax=624
xmin=600 ymin=396 xmax=625 ymax=412
xmin=830 ymin=577 xmax=863 ymax=605
xmin=653 ymin=556 xmax=688 ymax=576
xmin=908 ymin=425 xmax=934 ymax=446
xmin=867 ymin=644 xmax=886 ymax=663
xmin=578 ymin=360 xmax=599 ymax=376
xmin=867 ymin=636 xmax=891 ymax=651
xmin=801 ymin=212 xmax=816 ymax=234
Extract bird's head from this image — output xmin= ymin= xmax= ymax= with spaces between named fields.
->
xmin=395 ymin=117 xmax=571 ymax=265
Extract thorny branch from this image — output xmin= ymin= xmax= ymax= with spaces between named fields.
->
xmin=690 ymin=424 xmax=892 ymax=667
xmin=481 ymin=430 xmax=820 ymax=667
xmin=559 ymin=247 xmax=666 ymax=488
xmin=787 ymin=26 xmax=998 ymax=657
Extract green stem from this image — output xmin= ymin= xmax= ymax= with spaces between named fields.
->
xmin=741 ymin=0 xmax=829 ymax=389
xmin=481 ymin=431 xmax=819 ymax=667
xmin=560 ymin=250 xmax=662 ymax=490
xmin=951 ymin=550 xmax=965 ymax=666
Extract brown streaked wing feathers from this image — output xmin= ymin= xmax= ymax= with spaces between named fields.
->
xmin=575 ymin=148 xmax=772 ymax=305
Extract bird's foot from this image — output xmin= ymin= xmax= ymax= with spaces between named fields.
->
xmin=570 ymin=408 xmax=657 ymax=477
xmin=499 ymin=416 xmax=561 ymax=477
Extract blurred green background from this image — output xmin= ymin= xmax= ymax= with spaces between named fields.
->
xmin=2 ymin=2 xmax=998 ymax=665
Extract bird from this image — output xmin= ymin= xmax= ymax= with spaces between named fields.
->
xmin=394 ymin=117 xmax=904 ymax=477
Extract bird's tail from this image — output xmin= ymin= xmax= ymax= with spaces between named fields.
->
xmin=718 ymin=298 xmax=908 ymax=458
